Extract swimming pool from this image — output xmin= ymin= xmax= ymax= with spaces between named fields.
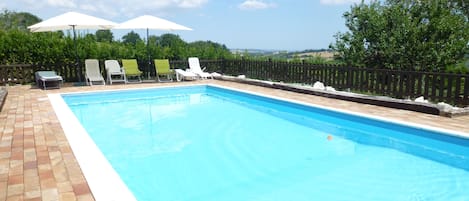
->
xmin=52 ymin=84 xmax=469 ymax=201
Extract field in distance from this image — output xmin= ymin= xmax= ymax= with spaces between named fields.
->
xmin=231 ymin=49 xmax=335 ymax=61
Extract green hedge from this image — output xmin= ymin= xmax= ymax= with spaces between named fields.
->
xmin=0 ymin=30 xmax=232 ymax=64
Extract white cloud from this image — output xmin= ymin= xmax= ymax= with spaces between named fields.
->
xmin=113 ymin=0 xmax=209 ymax=17
xmin=79 ymin=4 xmax=97 ymax=12
xmin=320 ymin=0 xmax=361 ymax=5
xmin=2 ymin=0 xmax=208 ymax=18
xmin=178 ymin=0 xmax=209 ymax=8
xmin=238 ymin=0 xmax=276 ymax=10
xmin=112 ymin=0 xmax=208 ymax=10
xmin=3 ymin=0 xmax=205 ymax=19
xmin=47 ymin=0 xmax=76 ymax=8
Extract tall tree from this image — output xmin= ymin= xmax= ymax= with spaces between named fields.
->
xmin=0 ymin=10 xmax=41 ymax=31
xmin=188 ymin=40 xmax=232 ymax=59
xmin=122 ymin=31 xmax=142 ymax=46
xmin=95 ymin=30 xmax=113 ymax=42
xmin=330 ymin=0 xmax=469 ymax=71
xmin=157 ymin=34 xmax=188 ymax=60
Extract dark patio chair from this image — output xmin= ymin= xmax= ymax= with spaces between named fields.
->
xmin=35 ymin=71 xmax=63 ymax=90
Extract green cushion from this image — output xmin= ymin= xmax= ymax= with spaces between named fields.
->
xmin=121 ymin=59 xmax=141 ymax=76
xmin=154 ymin=59 xmax=172 ymax=75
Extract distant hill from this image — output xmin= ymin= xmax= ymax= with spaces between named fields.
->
xmin=231 ymin=49 xmax=335 ymax=61
xmin=230 ymin=49 xmax=287 ymax=55
xmin=294 ymin=51 xmax=335 ymax=60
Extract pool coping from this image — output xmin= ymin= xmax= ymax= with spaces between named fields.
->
xmin=0 ymin=87 xmax=7 ymax=112
xmin=48 ymin=94 xmax=137 ymax=201
xmin=48 ymin=83 xmax=469 ymax=201
xmin=216 ymin=75 xmax=469 ymax=117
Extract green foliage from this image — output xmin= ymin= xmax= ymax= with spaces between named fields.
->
xmin=0 ymin=30 xmax=231 ymax=64
xmin=0 ymin=31 xmax=232 ymax=64
xmin=187 ymin=40 xmax=232 ymax=59
xmin=0 ymin=10 xmax=41 ymax=31
xmin=0 ymin=10 xmax=233 ymax=64
xmin=0 ymin=29 xmax=71 ymax=64
xmin=122 ymin=31 xmax=143 ymax=46
xmin=95 ymin=30 xmax=113 ymax=42
xmin=146 ymin=34 xmax=233 ymax=60
xmin=156 ymin=34 xmax=188 ymax=60
xmin=330 ymin=0 xmax=469 ymax=72
xmin=77 ymin=34 xmax=99 ymax=60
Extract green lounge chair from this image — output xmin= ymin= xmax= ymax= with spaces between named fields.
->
xmin=154 ymin=59 xmax=175 ymax=82
xmin=121 ymin=59 xmax=142 ymax=83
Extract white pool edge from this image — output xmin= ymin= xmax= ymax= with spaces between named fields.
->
xmin=48 ymin=83 xmax=469 ymax=200
xmin=48 ymin=94 xmax=137 ymax=201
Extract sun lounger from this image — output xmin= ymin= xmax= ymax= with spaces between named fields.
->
xmin=85 ymin=59 xmax=105 ymax=86
xmin=35 ymin=71 xmax=63 ymax=90
xmin=188 ymin=57 xmax=213 ymax=79
xmin=121 ymin=59 xmax=142 ymax=83
xmin=154 ymin=59 xmax=175 ymax=82
xmin=175 ymin=69 xmax=197 ymax=81
xmin=104 ymin=60 xmax=127 ymax=84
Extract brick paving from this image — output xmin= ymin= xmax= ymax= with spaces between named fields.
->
xmin=0 ymin=79 xmax=468 ymax=200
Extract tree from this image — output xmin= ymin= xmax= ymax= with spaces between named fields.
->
xmin=0 ymin=10 xmax=41 ymax=31
xmin=0 ymin=10 xmax=235 ymax=64
xmin=122 ymin=31 xmax=142 ymax=46
xmin=330 ymin=0 xmax=469 ymax=71
xmin=96 ymin=30 xmax=113 ymax=42
xmin=188 ymin=40 xmax=232 ymax=59
xmin=157 ymin=34 xmax=188 ymax=60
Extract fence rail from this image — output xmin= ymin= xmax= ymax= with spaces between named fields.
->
xmin=0 ymin=63 xmax=79 ymax=85
xmin=1 ymin=59 xmax=468 ymax=106
xmin=211 ymin=59 xmax=469 ymax=106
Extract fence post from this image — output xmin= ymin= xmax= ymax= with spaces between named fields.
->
xmin=464 ymin=75 xmax=469 ymax=106
xmin=221 ymin=58 xmax=226 ymax=74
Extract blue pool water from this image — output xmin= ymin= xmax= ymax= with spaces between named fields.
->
xmin=63 ymin=85 xmax=469 ymax=201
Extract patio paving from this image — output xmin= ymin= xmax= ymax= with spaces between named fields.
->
xmin=0 ymin=79 xmax=468 ymax=201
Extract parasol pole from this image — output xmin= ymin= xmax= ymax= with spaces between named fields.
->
xmin=72 ymin=25 xmax=82 ymax=83
xmin=146 ymin=28 xmax=152 ymax=79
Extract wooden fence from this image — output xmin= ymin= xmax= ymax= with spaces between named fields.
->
xmin=1 ymin=59 xmax=468 ymax=106
xmin=212 ymin=59 xmax=469 ymax=106
xmin=0 ymin=62 xmax=80 ymax=85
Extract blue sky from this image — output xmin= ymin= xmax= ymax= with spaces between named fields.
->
xmin=1 ymin=0 xmax=361 ymax=50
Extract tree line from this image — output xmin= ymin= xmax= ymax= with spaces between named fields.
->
xmin=0 ymin=10 xmax=233 ymax=65
xmin=330 ymin=0 xmax=469 ymax=72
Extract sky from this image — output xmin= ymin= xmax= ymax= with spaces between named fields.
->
xmin=1 ymin=0 xmax=362 ymax=51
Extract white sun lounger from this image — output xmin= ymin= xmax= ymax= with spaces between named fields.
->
xmin=104 ymin=60 xmax=127 ymax=84
xmin=175 ymin=69 xmax=197 ymax=81
xmin=85 ymin=59 xmax=105 ymax=86
xmin=188 ymin=57 xmax=213 ymax=79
